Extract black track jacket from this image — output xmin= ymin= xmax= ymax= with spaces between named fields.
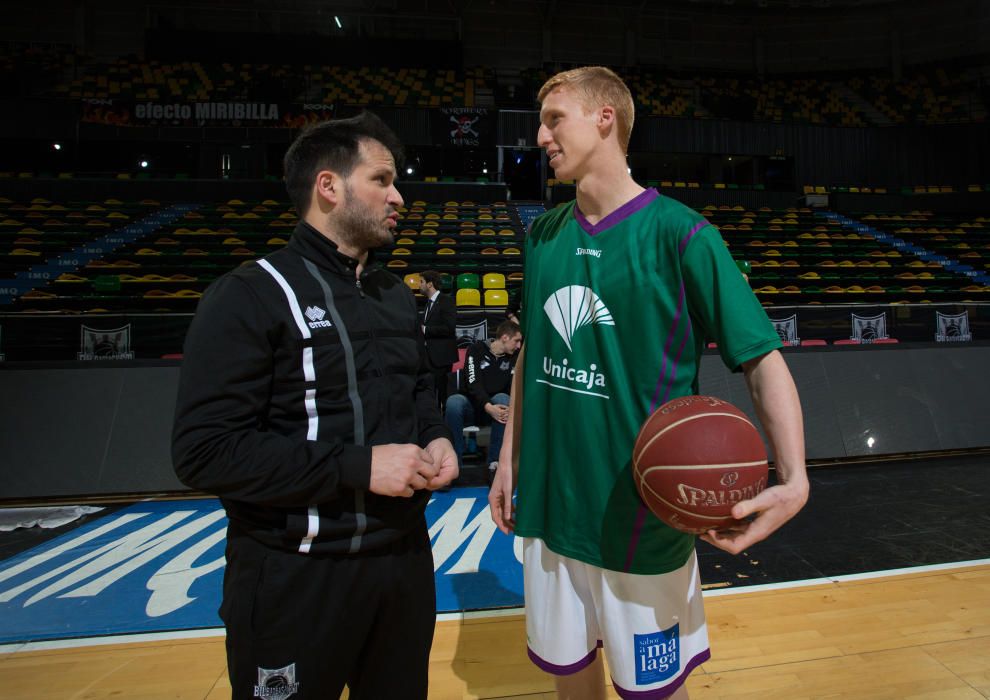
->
xmin=172 ymin=220 xmax=452 ymax=554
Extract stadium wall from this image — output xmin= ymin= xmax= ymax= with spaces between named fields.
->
xmin=1 ymin=0 xmax=986 ymax=74
xmin=6 ymin=103 xmax=984 ymax=189
xmin=2 ymin=345 xmax=989 ymax=500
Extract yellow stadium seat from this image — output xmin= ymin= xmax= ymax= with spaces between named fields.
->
xmin=456 ymin=288 xmax=481 ymax=307
xmin=485 ymin=289 xmax=509 ymax=306
xmin=403 ymin=273 xmax=423 ymax=291
xmin=483 ymin=272 xmax=506 ymax=289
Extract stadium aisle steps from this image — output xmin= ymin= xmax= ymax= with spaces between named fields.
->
xmin=0 ymin=203 xmax=199 ymax=307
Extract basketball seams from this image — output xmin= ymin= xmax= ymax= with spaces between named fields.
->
xmin=639 ymin=460 xmax=768 ymax=475
xmin=633 ymin=411 xmax=757 ymax=466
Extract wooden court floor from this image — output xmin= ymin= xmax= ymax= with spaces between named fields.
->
xmin=1 ymin=562 xmax=987 ymax=699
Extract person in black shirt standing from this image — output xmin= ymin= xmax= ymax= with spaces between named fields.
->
xmin=445 ymin=320 xmax=522 ymax=480
xmin=172 ymin=112 xmax=457 ymax=700
xmin=419 ymin=269 xmax=459 ymax=411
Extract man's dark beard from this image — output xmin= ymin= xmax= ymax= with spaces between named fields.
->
xmin=334 ymin=183 xmax=393 ymax=252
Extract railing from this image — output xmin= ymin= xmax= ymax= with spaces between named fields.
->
xmin=1 ymin=302 xmax=987 ymax=363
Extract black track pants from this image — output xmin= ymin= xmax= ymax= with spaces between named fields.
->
xmin=221 ymin=521 xmax=436 ymax=699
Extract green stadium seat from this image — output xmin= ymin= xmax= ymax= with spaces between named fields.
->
xmin=456 ymin=272 xmax=480 ymax=289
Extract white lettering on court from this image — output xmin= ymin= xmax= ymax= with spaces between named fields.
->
xmin=428 ymin=498 xmax=498 ymax=574
xmin=0 ymin=510 xmax=224 ymax=609
xmin=145 ymin=524 xmax=226 ymax=617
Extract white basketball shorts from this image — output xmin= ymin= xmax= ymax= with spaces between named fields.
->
xmin=523 ymin=537 xmax=710 ymax=699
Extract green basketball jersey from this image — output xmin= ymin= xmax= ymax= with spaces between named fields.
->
xmin=515 ymin=189 xmax=782 ymax=575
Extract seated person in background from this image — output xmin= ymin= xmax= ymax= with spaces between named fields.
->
xmin=445 ymin=320 xmax=523 ymax=480
xmin=506 ymin=286 xmax=522 ymax=326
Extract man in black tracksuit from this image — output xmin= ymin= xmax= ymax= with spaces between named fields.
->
xmin=171 ymin=112 xmax=457 ymax=700
xmin=444 ymin=320 xmax=522 ymax=478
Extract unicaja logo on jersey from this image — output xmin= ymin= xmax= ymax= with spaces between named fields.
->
xmin=538 ymin=286 xmax=614 ymax=400
xmin=543 ymin=286 xmax=614 ymax=351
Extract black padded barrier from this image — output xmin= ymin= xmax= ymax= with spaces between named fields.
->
xmin=699 ymin=344 xmax=990 ymax=461
xmin=2 ymin=344 xmax=989 ymax=500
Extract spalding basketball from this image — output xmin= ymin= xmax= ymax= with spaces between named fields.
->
xmin=632 ymin=395 xmax=768 ymax=534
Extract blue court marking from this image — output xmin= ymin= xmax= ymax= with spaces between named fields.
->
xmin=0 ymin=488 xmax=521 ymax=644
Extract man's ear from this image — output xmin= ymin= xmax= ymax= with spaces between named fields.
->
xmin=598 ymin=105 xmax=616 ymax=138
xmin=315 ymin=170 xmax=341 ymax=209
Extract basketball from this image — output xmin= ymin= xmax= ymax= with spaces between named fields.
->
xmin=632 ymin=395 xmax=769 ymax=534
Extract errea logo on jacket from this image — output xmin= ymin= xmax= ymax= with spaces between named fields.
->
xmin=304 ymin=306 xmax=333 ymax=329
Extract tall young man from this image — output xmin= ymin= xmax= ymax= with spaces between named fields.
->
xmin=173 ymin=112 xmax=457 ymax=699
xmin=489 ymin=67 xmax=808 ymax=700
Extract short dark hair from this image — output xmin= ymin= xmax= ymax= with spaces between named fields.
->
xmin=420 ymin=270 xmax=443 ymax=288
xmin=283 ymin=111 xmax=404 ymax=216
xmin=495 ymin=320 xmax=520 ymax=339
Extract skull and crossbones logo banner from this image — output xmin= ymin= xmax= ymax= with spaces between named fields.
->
xmin=434 ymin=108 xmax=492 ymax=147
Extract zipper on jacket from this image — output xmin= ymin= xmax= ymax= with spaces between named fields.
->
xmin=358 ymin=270 xmax=386 ymax=378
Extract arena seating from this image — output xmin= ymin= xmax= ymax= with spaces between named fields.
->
xmin=0 ymin=197 xmax=529 ymax=313
xmin=5 ymin=196 xmax=988 ymax=313
xmin=845 ymin=65 xmax=988 ymax=125
xmin=3 ymin=194 xmax=988 ymax=354
xmin=53 ymin=57 xmax=494 ymax=107
xmin=704 ymin=205 xmax=988 ymax=304
xmin=520 ymin=65 xmax=986 ymax=126
xmin=4 ymin=43 xmax=980 ymax=125
xmin=0 ymin=196 xmax=163 ymax=286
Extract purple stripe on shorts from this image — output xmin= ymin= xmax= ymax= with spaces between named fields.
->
xmin=527 ymin=641 xmax=603 ymax=676
xmin=678 ymin=219 xmax=709 ymax=253
xmin=574 ymin=188 xmax=658 ymax=236
xmin=611 ymin=648 xmax=712 ymax=699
